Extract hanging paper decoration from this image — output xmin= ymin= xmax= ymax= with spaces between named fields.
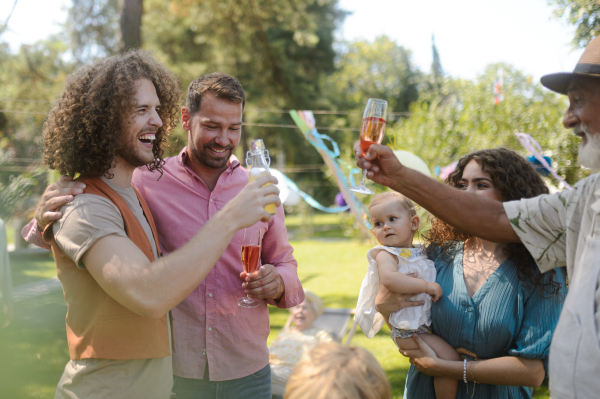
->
xmin=290 ymin=110 xmax=376 ymax=244
xmin=335 ymin=192 xmax=348 ymax=208
xmin=439 ymin=161 xmax=458 ymax=181
xmin=493 ymin=69 xmax=504 ymax=105
xmin=526 ymin=155 xmax=552 ymax=177
xmin=516 ymin=132 xmax=572 ymax=190
xmin=271 ymin=168 xmax=349 ymax=213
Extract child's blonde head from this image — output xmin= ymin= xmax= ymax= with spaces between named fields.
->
xmin=284 ymin=342 xmax=392 ymax=399
xmin=368 ymin=191 xmax=417 ymax=217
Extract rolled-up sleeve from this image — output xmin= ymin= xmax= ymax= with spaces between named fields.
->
xmin=509 ymin=268 xmax=567 ymax=375
xmin=21 ymin=219 xmax=51 ymax=250
xmin=261 ymin=206 xmax=304 ymax=308
xmin=503 ymin=191 xmax=571 ymax=273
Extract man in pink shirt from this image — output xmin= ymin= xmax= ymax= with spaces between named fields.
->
xmin=24 ymin=72 xmax=304 ymax=398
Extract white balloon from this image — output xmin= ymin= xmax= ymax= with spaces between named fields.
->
xmin=269 ymin=168 xmax=301 ymax=206
xmin=393 ymin=150 xmax=432 ymax=177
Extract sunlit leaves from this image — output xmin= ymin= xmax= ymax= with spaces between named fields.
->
xmin=391 ymin=63 xmax=587 ymax=186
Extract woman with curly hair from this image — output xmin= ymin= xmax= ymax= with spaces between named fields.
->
xmin=377 ymin=148 xmax=567 ymax=399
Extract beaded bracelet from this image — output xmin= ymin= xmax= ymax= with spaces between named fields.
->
xmin=463 ymin=358 xmax=467 ymax=384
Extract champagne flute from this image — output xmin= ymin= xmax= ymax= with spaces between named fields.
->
xmin=237 ymin=229 xmax=262 ymax=308
xmin=350 ymin=98 xmax=388 ymax=195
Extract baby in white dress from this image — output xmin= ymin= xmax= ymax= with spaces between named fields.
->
xmin=356 ymin=191 xmax=459 ymax=399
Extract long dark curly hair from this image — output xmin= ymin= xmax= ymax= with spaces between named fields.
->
xmin=425 ymin=148 xmax=564 ymax=297
xmin=42 ymin=50 xmax=182 ymax=178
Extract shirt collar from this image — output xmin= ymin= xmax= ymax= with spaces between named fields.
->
xmin=380 ymin=244 xmax=426 ymax=261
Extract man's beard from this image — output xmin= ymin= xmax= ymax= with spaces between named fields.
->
xmin=577 ymin=125 xmax=600 ymax=172
xmin=192 ymin=141 xmax=234 ymax=169
xmin=117 ymin=129 xmax=157 ymax=168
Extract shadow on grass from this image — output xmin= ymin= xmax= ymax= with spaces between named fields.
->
xmin=0 ymin=290 xmax=68 ymax=399
xmin=318 ymin=293 xmax=362 ymax=309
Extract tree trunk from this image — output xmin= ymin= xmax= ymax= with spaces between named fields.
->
xmin=119 ymin=0 xmax=143 ymax=51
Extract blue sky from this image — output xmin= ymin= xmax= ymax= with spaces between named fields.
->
xmin=2 ymin=0 xmax=586 ymax=81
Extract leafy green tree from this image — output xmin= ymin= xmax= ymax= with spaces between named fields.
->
xmin=0 ymin=149 xmax=35 ymax=221
xmin=390 ymin=63 xmax=586 ymax=186
xmin=0 ymin=38 xmax=73 ymax=222
xmin=66 ymin=0 xmax=120 ymax=60
xmin=430 ymin=34 xmax=443 ymax=90
xmin=550 ymin=0 xmax=600 ymax=47
xmin=319 ymin=36 xmax=421 ymax=153
xmin=143 ymin=0 xmax=347 ymax=204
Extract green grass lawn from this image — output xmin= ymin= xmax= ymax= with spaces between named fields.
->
xmin=0 ymin=290 xmax=69 ymax=399
xmin=8 ymin=251 xmax=56 ymax=287
xmin=2 ymin=238 xmax=550 ymax=398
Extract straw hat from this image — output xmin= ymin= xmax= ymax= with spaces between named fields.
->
xmin=301 ymin=291 xmax=324 ymax=318
xmin=541 ymin=35 xmax=600 ymax=94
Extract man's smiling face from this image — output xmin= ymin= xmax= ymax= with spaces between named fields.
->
xmin=184 ymin=92 xmax=243 ymax=172
xmin=118 ymin=78 xmax=163 ymax=168
xmin=564 ymin=76 xmax=600 ymax=171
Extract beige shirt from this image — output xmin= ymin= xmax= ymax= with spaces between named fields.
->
xmin=503 ymin=173 xmax=600 ymax=342
xmin=504 ymin=173 xmax=600 ymax=398
xmin=53 ymin=177 xmax=172 ymax=399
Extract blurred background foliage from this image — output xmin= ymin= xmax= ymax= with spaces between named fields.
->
xmin=550 ymin=0 xmax=600 ymax=48
xmin=0 ymin=0 xmax=597 ymax=236
xmin=392 ymin=63 xmax=587 ymax=186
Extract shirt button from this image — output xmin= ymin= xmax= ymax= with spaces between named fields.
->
xmin=467 ymin=308 xmax=473 ymax=313
xmin=208 ymin=293 xmax=213 ymax=297
xmin=209 ymin=199 xmax=214 ymax=202
xmin=208 ymin=327 xmax=212 ymax=332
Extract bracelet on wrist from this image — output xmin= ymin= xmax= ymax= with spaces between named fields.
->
xmin=467 ymin=360 xmax=477 ymax=398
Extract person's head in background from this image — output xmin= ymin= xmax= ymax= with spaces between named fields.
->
xmin=284 ymin=342 xmax=392 ymax=399
xmin=290 ymin=291 xmax=324 ymax=332
xmin=369 ymin=191 xmax=419 ymax=248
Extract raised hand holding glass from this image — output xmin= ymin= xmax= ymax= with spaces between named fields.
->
xmin=351 ymin=98 xmax=388 ymax=195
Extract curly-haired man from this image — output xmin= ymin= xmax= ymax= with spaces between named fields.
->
xmin=25 ymin=70 xmax=303 ymax=398
xmin=26 ymin=51 xmax=280 ymax=399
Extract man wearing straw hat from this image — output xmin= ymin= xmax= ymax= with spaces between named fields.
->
xmin=354 ymin=37 xmax=600 ymax=398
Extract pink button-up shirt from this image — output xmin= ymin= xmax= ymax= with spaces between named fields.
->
xmin=132 ymin=148 xmax=303 ymax=381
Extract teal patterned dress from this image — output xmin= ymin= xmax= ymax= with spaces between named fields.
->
xmin=403 ymin=244 xmax=567 ymax=399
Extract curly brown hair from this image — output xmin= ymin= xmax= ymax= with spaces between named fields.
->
xmin=42 ymin=49 xmax=182 ymax=178
xmin=425 ymin=148 xmax=564 ymax=297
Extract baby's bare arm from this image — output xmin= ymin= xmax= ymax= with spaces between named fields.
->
xmin=376 ymin=251 xmax=442 ymax=300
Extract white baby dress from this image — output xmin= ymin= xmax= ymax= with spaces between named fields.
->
xmin=355 ymin=244 xmax=437 ymax=338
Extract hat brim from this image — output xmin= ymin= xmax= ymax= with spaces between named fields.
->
xmin=540 ymin=73 xmax=573 ymax=95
